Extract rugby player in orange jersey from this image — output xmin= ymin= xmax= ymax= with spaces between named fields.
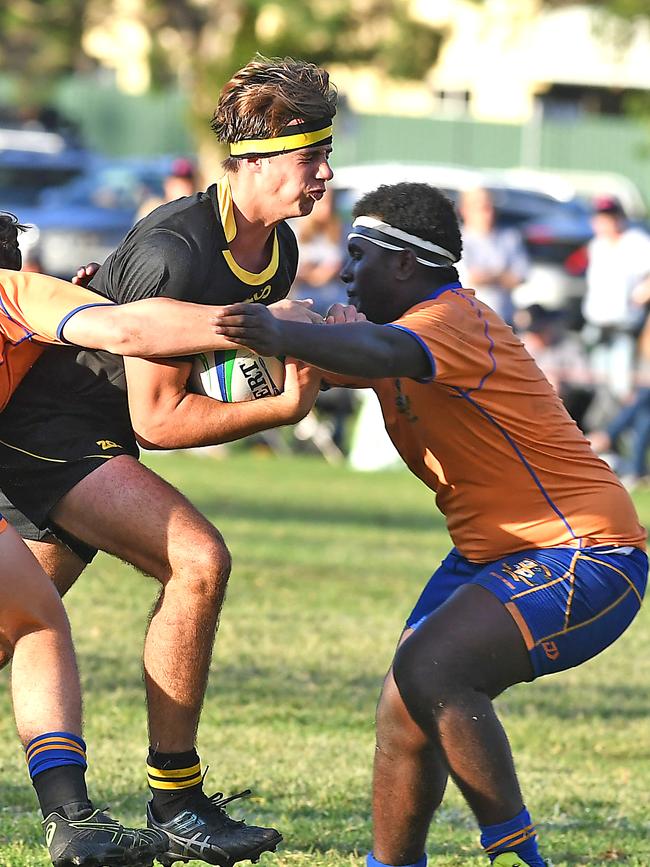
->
xmin=214 ymin=182 xmax=648 ymax=867
xmin=0 ymin=212 xmax=318 ymax=867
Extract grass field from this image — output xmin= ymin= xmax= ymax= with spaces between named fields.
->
xmin=1 ymin=451 xmax=649 ymax=867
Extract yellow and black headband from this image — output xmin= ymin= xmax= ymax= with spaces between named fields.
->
xmin=229 ymin=117 xmax=333 ymax=158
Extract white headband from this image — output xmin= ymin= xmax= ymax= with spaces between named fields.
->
xmin=349 ymin=216 xmax=458 ymax=268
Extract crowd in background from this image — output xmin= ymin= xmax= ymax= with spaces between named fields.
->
xmin=519 ymin=194 xmax=650 ymax=489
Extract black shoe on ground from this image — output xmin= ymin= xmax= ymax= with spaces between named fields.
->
xmin=147 ymin=790 xmax=282 ymax=866
xmin=43 ymin=803 xmax=169 ymax=867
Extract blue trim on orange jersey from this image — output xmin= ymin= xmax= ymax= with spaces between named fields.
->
xmin=57 ymin=302 xmax=115 ymax=344
xmin=452 ymin=386 xmax=578 ymax=540
xmin=386 ymin=324 xmax=436 ymax=381
xmin=385 ymin=282 xmax=461 ymax=381
xmin=450 ymin=287 xmax=498 ymax=395
xmin=0 ymin=292 xmax=35 ymax=349
xmin=423 ymin=280 xmax=461 ymax=301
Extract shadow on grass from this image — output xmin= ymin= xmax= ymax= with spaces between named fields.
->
xmin=77 ymin=654 xmax=383 ymax=716
xmin=74 ymin=644 xmax=650 ymax=734
xmin=192 ymin=491 xmax=442 ymax=534
xmin=501 ymin=679 xmax=649 ymax=722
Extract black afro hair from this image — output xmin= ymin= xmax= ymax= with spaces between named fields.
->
xmin=352 ymin=182 xmax=462 ymax=263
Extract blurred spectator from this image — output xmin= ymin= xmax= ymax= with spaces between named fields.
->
xmin=516 ymin=304 xmax=593 ymax=429
xmin=581 ymin=195 xmax=650 ymax=400
xmin=588 ymin=389 xmax=650 ymax=490
xmin=290 ymin=187 xmax=345 ymax=316
xmin=588 ymin=280 xmax=650 ymax=489
xmin=458 ymin=186 xmax=530 ymax=325
xmin=136 ymin=157 xmax=197 ymax=221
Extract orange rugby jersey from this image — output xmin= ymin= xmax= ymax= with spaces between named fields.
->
xmin=0 ymin=269 xmax=113 ymax=411
xmin=371 ymin=283 xmax=646 ymax=562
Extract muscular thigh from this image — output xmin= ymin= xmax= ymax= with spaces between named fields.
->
xmin=398 ymin=584 xmax=534 ymax=701
xmin=50 ymin=455 xmax=224 ymax=580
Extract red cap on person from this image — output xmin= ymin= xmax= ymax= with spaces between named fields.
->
xmin=170 ymin=158 xmax=196 ymax=179
xmin=593 ymin=195 xmax=625 ymax=217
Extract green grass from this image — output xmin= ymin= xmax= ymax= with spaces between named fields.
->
xmin=1 ymin=451 xmax=649 ymax=866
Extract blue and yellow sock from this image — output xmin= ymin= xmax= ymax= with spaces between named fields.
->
xmin=26 ymin=731 xmax=89 ymax=818
xmin=366 ymin=852 xmax=427 ymax=867
xmin=147 ymin=747 xmax=204 ymax=821
xmin=479 ymin=806 xmax=545 ymax=866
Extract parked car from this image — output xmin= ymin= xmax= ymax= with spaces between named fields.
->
xmin=14 ymin=157 xmax=175 ymax=278
xmin=1 ymin=125 xmax=91 ymax=210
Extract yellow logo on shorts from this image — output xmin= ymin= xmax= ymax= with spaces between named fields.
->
xmin=96 ymin=439 xmax=121 ymax=450
xmin=501 ymin=558 xmax=552 ymax=587
xmin=542 ymin=640 xmax=560 ymax=661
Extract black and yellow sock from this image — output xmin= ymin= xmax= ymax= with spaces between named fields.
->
xmin=147 ymin=747 xmax=204 ymax=822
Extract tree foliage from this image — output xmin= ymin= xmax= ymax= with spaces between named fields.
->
xmin=0 ymin=0 xmax=88 ymax=102
xmin=0 ymin=0 xmax=648 ymax=134
xmin=0 ymin=0 xmax=443 ymax=106
xmin=143 ymin=0 xmax=443 ymax=94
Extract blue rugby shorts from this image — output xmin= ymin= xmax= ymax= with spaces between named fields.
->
xmin=407 ymin=545 xmax=648 ymax=677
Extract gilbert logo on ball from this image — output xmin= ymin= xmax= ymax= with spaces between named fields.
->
xmin=190 ymin=349 xmax=285 ymax=402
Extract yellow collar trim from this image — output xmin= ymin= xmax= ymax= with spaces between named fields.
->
xmin=222 ymin=241 xmax=279 ymax=286
xmin=229 ymin=125 xmax=332 ymax=156
xmin=216 ymin=176 xmax=279 ymax=285
xmin=217 ymin=175 xmax=237 ymax=243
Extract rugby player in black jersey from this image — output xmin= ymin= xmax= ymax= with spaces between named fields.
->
xmin=0 ymin=56 xmax=337 ymax=867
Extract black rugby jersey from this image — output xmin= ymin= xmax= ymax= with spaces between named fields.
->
xmin=79 ymin=175 xmax=299 ymax=391
xmin=14 ymin=176 xmax=298 ymax=409
xmin=92 ymin=176 xmax=298 ymax=307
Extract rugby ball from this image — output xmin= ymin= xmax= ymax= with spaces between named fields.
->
xmin=190 ymin=349 xmax=285 ymax=402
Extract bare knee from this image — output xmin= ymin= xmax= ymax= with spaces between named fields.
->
xmin=166 ymin=525 xmax=232 ymax=605
xmin=0 ymin=594 xmax=72 ymax=651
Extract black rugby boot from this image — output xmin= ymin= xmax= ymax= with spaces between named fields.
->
xmin=43 ymin=802 xmax=169 ymax=867
xmin=147 ymin=789 xmax=282 ymax=866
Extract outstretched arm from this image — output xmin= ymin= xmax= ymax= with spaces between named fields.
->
xmin=61 ymin=296 xmax=321 ymax=358
xmin=213 ymin=302 xmax=432 ymax=380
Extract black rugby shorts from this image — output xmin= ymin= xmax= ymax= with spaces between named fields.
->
xmin=0 ymin=375 xmax=138 ymax=564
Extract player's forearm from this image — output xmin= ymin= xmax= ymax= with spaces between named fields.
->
xmin=276 ymin=321 xmax=406 ymax=378
xmin=131 ymin=392 xmax=301 ymax=449
xmin=63 ymin=298 xmax=238 ymax=356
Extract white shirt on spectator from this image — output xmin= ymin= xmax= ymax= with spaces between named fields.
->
xmin=583 ymin=227 xmax=650 ymax=329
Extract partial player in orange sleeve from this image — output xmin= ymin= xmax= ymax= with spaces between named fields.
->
xmin=213 ymin=182 xmax=647 ymax=867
